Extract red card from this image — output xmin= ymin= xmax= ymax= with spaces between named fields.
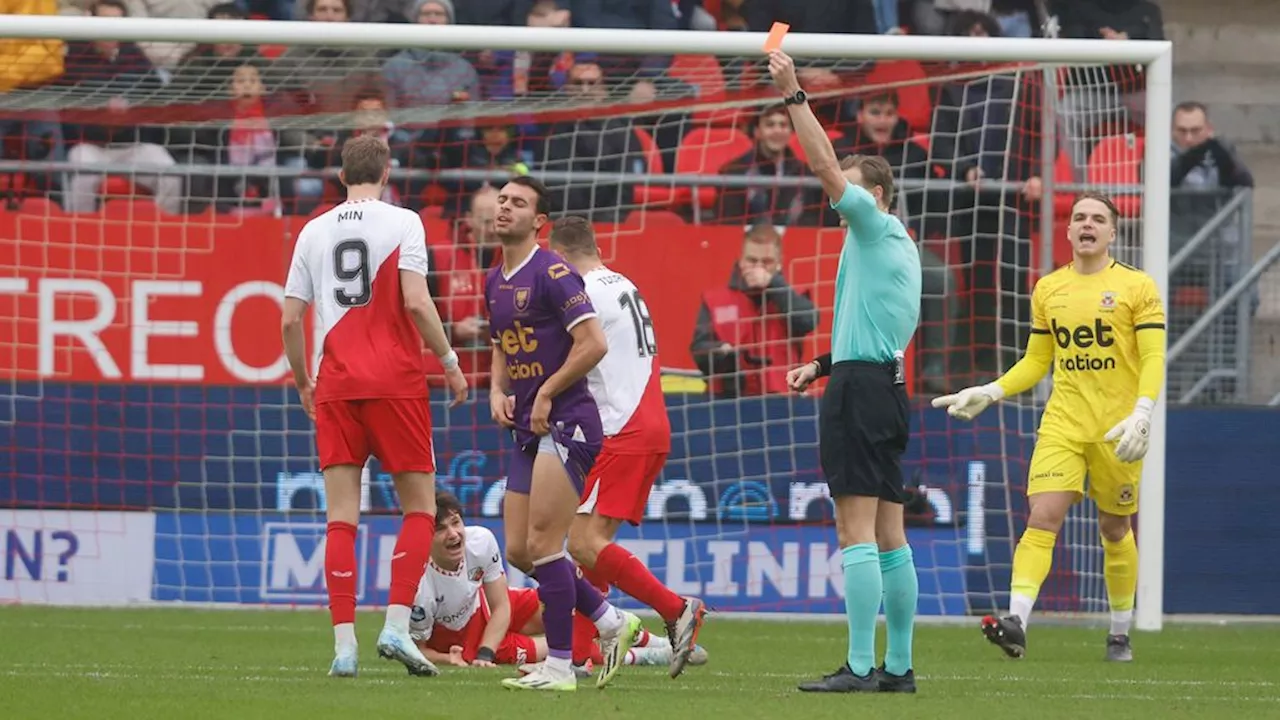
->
xmin=763 ymin=22 xmax=790 ymax=52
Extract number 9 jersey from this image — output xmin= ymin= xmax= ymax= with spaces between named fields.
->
xmin=283 ymin=198 xmax=431 ymax=403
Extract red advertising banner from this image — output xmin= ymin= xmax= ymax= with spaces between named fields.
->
xmin=0 ymin=201 xmax=911 ymax=387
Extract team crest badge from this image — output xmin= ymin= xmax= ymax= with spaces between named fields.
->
xmin=470 ymin=568 xmax=484 ymax=582
xmin=1100 ymin=291 xmax=1117 ymax=310
xmin=1117 ymin=484 xmax=1135 ymax=505
xmin=514 ymin=287 xmax=531 ymax=312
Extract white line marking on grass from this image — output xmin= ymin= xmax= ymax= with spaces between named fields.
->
xmin=706 ymin=671 xmax=1279 ymax=689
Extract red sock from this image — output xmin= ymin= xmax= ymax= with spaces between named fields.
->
xmin=579 ymin=563 xmax=611 ymax=594
xmin=325 ymin=521 xmax=358 ymax=625
xmin=571 ymin=611 xmax=600 ymax=665
xmin=594 ymin=542 xmax=685 ymax=622
xmin=388 ymin=512 xmax=435 ymax=607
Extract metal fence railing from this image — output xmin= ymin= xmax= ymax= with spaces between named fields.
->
xmin=1165 ymin=187 xmax=1280 ymax=405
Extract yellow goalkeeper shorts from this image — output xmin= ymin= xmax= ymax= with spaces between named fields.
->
xmin=1026 ymin=434 xmax=1142 ymax=516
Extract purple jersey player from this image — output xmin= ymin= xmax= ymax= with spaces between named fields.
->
xmin=484 ymin=177 xmax=640 ymax=692
xmin=485 ymin=245 xmax=603 ymax=485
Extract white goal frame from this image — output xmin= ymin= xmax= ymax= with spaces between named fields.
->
xmin=0 ymin=15 xmax=1173 ymax=631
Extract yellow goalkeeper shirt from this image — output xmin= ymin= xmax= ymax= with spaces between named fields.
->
xmin=996 ymin=260 xmax=1166 ymax=442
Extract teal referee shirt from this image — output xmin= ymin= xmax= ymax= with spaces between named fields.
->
xmin=829 ymin=180 xmax=922 ymax=363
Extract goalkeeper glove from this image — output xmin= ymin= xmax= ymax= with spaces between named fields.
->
xmin=931 ymin=383 xmax=1004 ymax=421
xmin=1104 ymin=397 xmax=1154 ymax=463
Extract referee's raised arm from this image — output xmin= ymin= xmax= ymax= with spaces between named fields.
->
xmin=767 ymin=50 xmax=847 ymax=203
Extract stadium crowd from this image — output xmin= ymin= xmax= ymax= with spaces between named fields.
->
xmin=2 ymin=0 xmax=1228 ymax=397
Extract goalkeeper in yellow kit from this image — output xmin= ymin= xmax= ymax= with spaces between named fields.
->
xmin=933 ymin=193 xmax=1166 ymax=663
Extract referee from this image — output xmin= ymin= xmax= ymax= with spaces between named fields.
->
xmin=768 ymin=51 xmax=923 ymax=694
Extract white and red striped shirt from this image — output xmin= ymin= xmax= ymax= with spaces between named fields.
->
xmin=283 ymin=199 xmax=429 ymax=403
xmin=582 ymin=267 xmax=671 ymax=454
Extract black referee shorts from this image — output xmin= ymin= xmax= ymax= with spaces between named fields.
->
xmin=819 ymin=360 xmax=910 ymax=503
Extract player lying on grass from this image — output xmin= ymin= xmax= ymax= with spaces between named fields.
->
xmin=547 ymin=216 xmax=708 ymax=680
xmin=409 ymin=492 xmax=548 ymax=669
xmin=485 ymin=177 xmax=641 ymax=692
xmin=410 ymin=492 xmax=710 ymax=674
xmin=933 ymin=193 xmax=1166 ymax=663
xmin=282 ymin=135 xmax=469 ymax=679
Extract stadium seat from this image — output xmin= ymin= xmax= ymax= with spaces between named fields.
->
xmin=1053 ymin=148 xmax=1077 ymax=218
xmin=99 ymin=176 xmax=151 ymax=202
xmin=103 ymin=199 xmax=161 ymax=220
xmin=632 ymin=127 xmax=674 ymax=207
xmin=17 ymin=196 xmax=58 ymax=215
xmin=787 ymin=128 xmax=843 ymax=164
xmin=619 ymin=209 xmax=686 ymax=227
xmin=1086 ymin=134 xmax=1144 ymax=217
xmin=866 ymin=60 xmax=932 ymax=133
xmin=673 ymin=127 xmax=753 ymax=210
xmin=668 ymin=55 xmax=727 ymax=101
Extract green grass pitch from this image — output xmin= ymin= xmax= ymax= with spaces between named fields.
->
xmin=3 ymin=606 xmax=1279 ymax=720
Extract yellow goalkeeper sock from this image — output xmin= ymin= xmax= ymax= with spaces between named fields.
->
xmin=1008 ymin=528 xmax=1057 ymax=627
xmin=1102 ymin=529 xmax=1138 ymax=635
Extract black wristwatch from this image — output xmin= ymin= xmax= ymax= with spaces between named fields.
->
xmin=783 ymin=89 xmax=807 ymax=106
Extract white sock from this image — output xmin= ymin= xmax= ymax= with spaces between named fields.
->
xmin=594 ymin=603 xmax=623 ymax=636
xmin=545 ymin=655 xmax=573 ymax=676
xmin=1110 ymin=609 xmax=1133 ymax=636
xmin=1009 ymin=593 xmax=1035 ymax=628
xmin=385 ymin=604 xmax=412 ymax=633
xmin=333 ymin=622 xmax=357 ymax=652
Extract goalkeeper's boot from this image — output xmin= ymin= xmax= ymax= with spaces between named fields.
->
xmin=1106 ymin=634 xmax=1133 ymax=663
xmin=597 ymin=610 xmax=643 ymax=689
xmin=981 ymin=615 xmax=1027 ymax=659
xmin=797 ymin=664 xmax=879 ymax=693
xmin=328 ymin=647 xmax=358 ymax=678
xmin=875 ymin=665 xmax=917 ymax=694
xmin=666 ymin=596 xmax=708 ymax=679
xmin=502 ymin=662 xmax=578 ymax=692
xmin=376 ymin=625 xmax=439 ymax=677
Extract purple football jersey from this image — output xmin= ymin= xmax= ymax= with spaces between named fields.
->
xmin=485 ymin=246 xmax=603 ymax=450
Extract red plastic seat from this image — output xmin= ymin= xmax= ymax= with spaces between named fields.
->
xmin=1086 ymin=134 xmax=1144 ymax=217
xmin=632 ymin=127 xmax=673 ymax=207
xmin=788 ymin=128 xmax=843 ymax=164
xmin=100 ymin=175 xmax=147 ymax=199
xmin=668 ymin=55 xmax=726 ymax=101
xmin=673 ymin=127 xmax=753 ymax=210
xmin=866 ymin=61 xmax=932 ymax=133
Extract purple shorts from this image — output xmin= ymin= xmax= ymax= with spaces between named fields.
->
xmin=506 ymin=423 xmax=602 ymax=496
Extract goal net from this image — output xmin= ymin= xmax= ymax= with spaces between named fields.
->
xmin=0 ymin=17 xmax=1170 ymax=627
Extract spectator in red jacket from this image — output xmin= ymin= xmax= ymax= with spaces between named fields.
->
xmin=690 ymin=224 xmax=818 ymax=398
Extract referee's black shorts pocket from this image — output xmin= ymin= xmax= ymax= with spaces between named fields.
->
xmin=819 ymin=365 xmax=909 ymax=501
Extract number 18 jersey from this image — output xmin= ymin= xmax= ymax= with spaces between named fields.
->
xmin=583 ymin=267 xmax=671 ymax=454
xmin=283 ymin=198 xmax=430 ymax=404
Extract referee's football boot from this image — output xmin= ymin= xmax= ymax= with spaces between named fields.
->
xmin=666 ymin=596 xmax=708 ymax=679
xmin=875 ymin=665 xmax=917 ymax=694
xmin=797 ymin=664 xmax=879 ymax=693
xmin=981 ymin=614 xmax=1027 ymax=659
xmin=1106 ymin=634 xmax=1134 ymax=663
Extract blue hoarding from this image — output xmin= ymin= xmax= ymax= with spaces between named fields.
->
xmin=151 ymin=513 xmax=969 ymax=615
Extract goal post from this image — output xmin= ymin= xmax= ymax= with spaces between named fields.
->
xmin=0 ymin=15 xmax=1171 ymax=630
